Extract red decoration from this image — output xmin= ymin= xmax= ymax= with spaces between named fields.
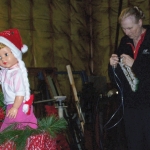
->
xmin=0 ymin=141 xmax=16 ymax=150
xmin=26 ymin=133 xmax=56 ymax=150
xmin=56 ymin=134 xmax=70 ymax=150
xmin=0 ymin=133 xmax=56 ymax=150
xmin=0 ymin=107 xmax=5 ymax=120
xmin=45 ymin=105 xmax=58 ymax=116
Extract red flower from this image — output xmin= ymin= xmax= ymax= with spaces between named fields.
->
xmin=56 ymin=134 xmax=70 ymax=150
xmin=45 ymin=105 xmax=58 ymax=116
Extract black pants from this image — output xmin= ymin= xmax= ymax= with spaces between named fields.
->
xmin=124 ymin=107 xmax=150 ymax=150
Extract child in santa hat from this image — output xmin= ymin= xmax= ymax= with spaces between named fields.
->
xmin=0 ymin=28 xmax=37 ymax=131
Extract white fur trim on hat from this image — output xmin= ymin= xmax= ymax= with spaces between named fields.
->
xmin=0 ymin=36 xmax=28 ymax=59
xmin=21 ymin=45 xmax=28 ymax=53
xmin=0 ymin=36 xmax=22 ymax=59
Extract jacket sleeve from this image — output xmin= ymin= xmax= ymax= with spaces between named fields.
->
xmin=132 ymin=49 xmax=150 ymax=80
xmin=108 ymin=37 xmax=125 ymax=89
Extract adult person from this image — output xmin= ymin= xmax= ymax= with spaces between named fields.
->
xmin=108 ymin=6 xmax=150 ymax=150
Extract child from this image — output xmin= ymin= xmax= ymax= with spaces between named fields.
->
xmin=0 ymin=28 xmax=37 ymax=131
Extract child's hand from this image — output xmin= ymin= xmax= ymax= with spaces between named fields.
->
xmin=7 ymin=107 xmax=18 ymax=118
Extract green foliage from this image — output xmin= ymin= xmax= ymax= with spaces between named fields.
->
xmin=0 ymin=92 xmax=4 ymax=108
xmin=0 ymin=116 xmax=67 ymax=150
xmin=38 ymin=115 xmax=68 ymax=137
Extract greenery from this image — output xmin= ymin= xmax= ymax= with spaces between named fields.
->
xmin=0 ymin=92 xmax=4 ymax=108
xmin=0 ymin=115 xmax=67 ymax=149
xmin=0 ymin=92 xmax=5 ymax=120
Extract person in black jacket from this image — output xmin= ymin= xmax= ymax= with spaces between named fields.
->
xmin=109 ymin=6 xmax=150 ymax=150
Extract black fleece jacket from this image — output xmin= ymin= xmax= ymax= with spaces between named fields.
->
xmin=108 ymin=25 xmax=150 ymax=108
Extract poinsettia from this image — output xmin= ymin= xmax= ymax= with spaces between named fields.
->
xmin=45 ymin=105 xmax=58 ymax=116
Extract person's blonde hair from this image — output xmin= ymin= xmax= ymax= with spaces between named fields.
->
xmin=119 ymin=6 xmax=145 ymax=24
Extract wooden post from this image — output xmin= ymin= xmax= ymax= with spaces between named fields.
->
xmin=66 ymin=65 xmax=85 ymax=133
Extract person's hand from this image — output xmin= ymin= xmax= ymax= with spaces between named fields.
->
xmin=110 ymin=54 xmax=119 ymax=68
xmin=6 ymin=107 xmax=18 ymax=118
xmin=120 ymin=54 xmax=134 ymax=67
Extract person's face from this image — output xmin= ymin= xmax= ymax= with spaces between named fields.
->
xmin=121 ymin=15 xmax=142 ymax=40
xmin=0 ymin=46 xmax=18 ymax=68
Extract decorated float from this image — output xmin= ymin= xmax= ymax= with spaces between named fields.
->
xmin=0 ymin=92 xmax=68 ymax=150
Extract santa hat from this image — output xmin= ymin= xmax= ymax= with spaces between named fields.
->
xmin=0 ymin=28 xmax=32 ymax=114
xmin=0 ymin=28 xmax=28 ymax=59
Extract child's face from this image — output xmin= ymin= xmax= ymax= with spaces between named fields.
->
xmin=0 ymin=46 xmax=18 ymax=68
